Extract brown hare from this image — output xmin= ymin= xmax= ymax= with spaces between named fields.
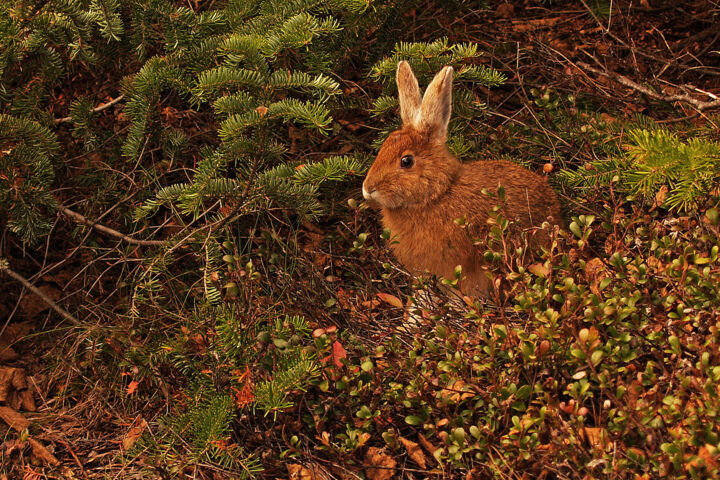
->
xmin=362 ymin=61 xmax=563 ymax=297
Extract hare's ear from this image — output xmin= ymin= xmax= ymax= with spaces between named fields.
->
xmin=396 ymin=61 xmax=422 ymax=127
xmin=420 ymin=66 xmax=453 ymax=141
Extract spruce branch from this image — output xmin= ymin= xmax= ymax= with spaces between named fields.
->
xmin=54 ymin=94 xmax=125 ymax=124
xmin=0 ymin=259 xmax=80 ymax=326
xmin=59 ymin=206 xmax=164 ymax=246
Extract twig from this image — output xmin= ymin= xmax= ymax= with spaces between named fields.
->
xmin=577 ymin=62 xmax=720 ymax=111
xmin=0 ymin=259 xmax=80 ymax=326
xmin=59 ymin=206 xmax=165 ymax=247
xmin=54 ymin=94 xmax=125 ymax=124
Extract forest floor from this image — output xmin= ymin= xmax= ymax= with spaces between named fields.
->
xmin=2 ymin=1 xmax=720 ymax=479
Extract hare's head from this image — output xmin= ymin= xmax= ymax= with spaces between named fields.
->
xmin=363 ymin=61 xmax=460 ymax=209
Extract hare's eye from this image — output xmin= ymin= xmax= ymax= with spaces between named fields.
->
xmin=400 ymin=155 xmax=414 ymax=168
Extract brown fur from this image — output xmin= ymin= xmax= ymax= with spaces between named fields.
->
xmin=363 ymin=62 xmax=563 ymax=297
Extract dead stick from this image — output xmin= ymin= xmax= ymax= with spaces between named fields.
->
xmin=54 ymin=94 xmax=125 ymax=124
xmin=59 ymin=206 xmax=164 ymax=247
xmin=577 ymin=62 xmax=720 ymax=111
xmin=0 ymin=260 xmax=80 ymax=326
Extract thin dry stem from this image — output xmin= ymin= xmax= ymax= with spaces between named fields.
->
xmin=578 ymin=61 xmax=720 ymax=111
xmin=0 ymin=260 xmax=80 ymax=326
xmin=59 ymin=206 xmax=165 ymax=247
xmin=54 ymin=94 xmax=125 ymax=124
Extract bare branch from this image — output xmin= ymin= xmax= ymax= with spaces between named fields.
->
xmin=577 ymin=62 xmax=720 ymax=111
xmin=54 ymin=94 xmax=125 ymax=124
xmin=0 ymin=259 xmax=80 ymax=326
xmin=59 ymin=206 xmax=165 ymax=247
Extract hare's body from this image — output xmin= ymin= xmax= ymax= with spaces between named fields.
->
xmin=363 ymin=62 xmax=563 ymax=297
xmin=381 ymin=155 xmax=562 ymax=295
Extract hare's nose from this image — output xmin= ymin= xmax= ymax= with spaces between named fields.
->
xmin=362 ymin=182 xmax=374 ymax=200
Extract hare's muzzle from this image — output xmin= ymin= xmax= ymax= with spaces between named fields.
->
xmin=362 ymin=181 xmax=375 ymax=201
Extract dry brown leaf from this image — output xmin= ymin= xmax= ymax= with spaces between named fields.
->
xmin=0 ymin=368 xmax=13 ymax=402
xmin=584 ymin=257 xmax=607 ymax=286
xmin=123 ymin=417 xmax=148 ymax=450
xmin=0 ymin=367 xmax=28 ymax=403
xmin=20 ymin=389 xmax=36 ymax=412
xmin=365 ymin=446 xmax=396 ymax=480
xmin=439 ymin=379 xmax=475 ymax=403
xmin=377 ymin=293 xmax=403 ymax=308
xmin=0 ymin=406 xmax=30 ymax=431
xmin=494 ymin=3 xmax=514 ymax=19
xmin=581 ymin=427 xmax=610 ymax=450
xmin=20 ymin=284 xmax=61 ymax=318
xmin=418 ymin=433 xmax=438 ymax=457
xmin=287 ymin=463 xmax=332 ymax=480
xmin=697 ymin=444 xmax=719 ymax=470
xmin=584 ymin=257 xmax=608 ymax=296
xmin=650 ymin=185 xmax=668 ymax=212
xmin=7 ymin=389 xmax=21 ymax=410
xmin=0 ymin=322 xmax=33 ymax=362
xmin=28 ymin=438 xmax=60 ymax=466
xmin=41 ymin=270 xmax=74 ymax=285
xmin=399 ymin=436 xmax=427 ymax=469
xmin=527 ymin=263 xmax=551 ymax=278
xmin=0 ymin=344 xmax=18 ymax=362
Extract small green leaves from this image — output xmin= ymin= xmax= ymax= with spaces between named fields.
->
xmin=706 ymin=207 xmax=719 ymax=225
xmin=405 ymin=415 xmax=424 ymax=426
xmin=569 ymin=221 xmax=583 ymax=238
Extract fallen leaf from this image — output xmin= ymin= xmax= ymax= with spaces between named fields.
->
xmin=126 ymin=381 xmax=139 ymax=396
xmin=0 ymin=406 xmax=30 ymax=431
xmin=439 ymin=379 xmax=475 ymax=403
xmin=584 ymin=257 xmax=608 ymax=296
xmin=495 ymin=3 xmax=514 ymax=19
xmin=377 ymin=293 xmax=403 ymax=308
xmin=650 ymin=185 xmax=668 ymax=211
xmin=0 ymin=322 xmax=33 ymax=361
xmin=365 ymin=446 xmax=396 ymax=480
xmin=0 ymin=367 xmax=29 ymax=405
xmin=20 ymin=390 xmax=36 ymax=412
xmin=122 ymin=416 xmax=148 ymax=450
xmin=580 ymin=427 xmax=610 ymax=450
xmin=399 ymin=436 xmax=427 ymax=468
xmin=323 ymin=341 xmax=347 ymax=369
xmin=527 ymin=263 xmax=551 ymax=278
xmin=287 ymin=463 xmax=332 ymax=480
xmin=697 ymin=444 xmax=719 ymax=470
xmin=0 ymin=344 xmax=18 ymax=362
xmin=418 ymin=433 xmax=438 ymax=457
xmin=28 ymin=438 xmax=60 ymax=466
xmin=20 ymin=284 xmax=61 ymax=318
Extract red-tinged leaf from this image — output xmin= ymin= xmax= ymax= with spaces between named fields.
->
xmin=126 ymin=381 xmax=139 ymax=396
xmin=321 ymin=341 xmax=347 ymax=369
xmin=122 ymin=417 xmax=148 ymax=450
xmin=330 ymin=341 xmax=347 ymax=368
xmin=377 ymin=292 xmax=403 ymax=308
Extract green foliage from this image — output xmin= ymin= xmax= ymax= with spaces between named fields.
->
xmin=129 ymin=307 xmax=319 ymax=475
xmin=558 ymin=128 xmax=720 ymax=212
xmin=13 ymin=1 xmax=720 ymax=479
xmin=135 ymin=392 xmax=263 ymax=474
xmin=299 ymin=202 xmax=720 ymax=478
xmin=369 ymin=38 xmax=506 ymax=156
xmin=0 ymin=114 xmax=59 ymax=243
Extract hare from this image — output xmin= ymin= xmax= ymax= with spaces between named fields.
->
xmin=362 ymin=61 xmax=563 ymax=297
